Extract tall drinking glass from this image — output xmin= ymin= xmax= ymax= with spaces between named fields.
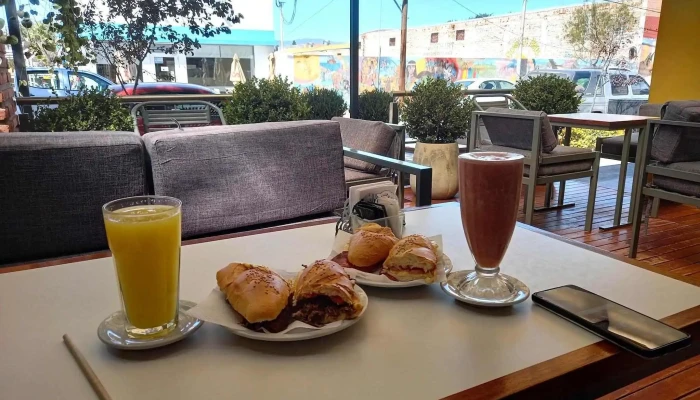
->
xmin=103 ymin=196 xmax=182 ymax=337
xmin=454 ymin=152 xmax=530 ymax=305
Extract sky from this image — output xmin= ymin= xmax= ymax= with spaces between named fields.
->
xmin=274 ymin=0 xmax=586 ymax=43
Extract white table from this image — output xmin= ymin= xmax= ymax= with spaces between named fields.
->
xmin=2 ymin=205 xmax=700 ymax=399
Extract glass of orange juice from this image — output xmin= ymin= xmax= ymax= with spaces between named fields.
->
xmin=103 ymin=196 xmax=182 ymax=338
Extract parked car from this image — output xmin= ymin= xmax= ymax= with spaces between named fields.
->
xmin=455 ymin=78 xmax=516 ymax=108
xmin=454 ymin=78 xmax=516 ymax=90
xmin=110 ymin=82 xmax=218 ymax=96
xmin=21 ymin=67 xmax=218 ymax=97
xmin=524 ymin=68 xmax=650 ymax=113
xmin=23 ymin=67 xmax=113 ymax=97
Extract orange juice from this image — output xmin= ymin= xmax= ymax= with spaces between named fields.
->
xmin=104 ymin=204 xmax=181 ymax=335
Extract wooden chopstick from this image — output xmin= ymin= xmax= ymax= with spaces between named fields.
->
xmin=62 ymin=334 xmax=113 ymax=400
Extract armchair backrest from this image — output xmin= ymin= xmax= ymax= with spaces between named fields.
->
xmin=479 ymin=108 xmax=558 ymax=153
xmin=652 ymin=101 xmax=700 ymax=163
xmin=0 ymin=131 xmax=147 ymax=265
xmin=131 ymin=101 xmax=227 ymax=134
xmin=332 ymin=117 xmax=397 ymax=173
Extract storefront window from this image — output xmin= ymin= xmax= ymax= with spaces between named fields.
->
xmin=96 ymin=64 xmax=117 ymax=83
xmin=155 ymin=57 xmax=176 ymax=82
xmin=186 ymin=57 xmax=252 ymax=86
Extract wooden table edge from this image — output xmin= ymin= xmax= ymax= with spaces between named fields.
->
xmin=548 ymin=119 xmax=648 ymax=131
xmin=4 ymin=203 xmax=699 ymax=400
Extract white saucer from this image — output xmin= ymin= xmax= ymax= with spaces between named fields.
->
xmin=352 ymin=254 xmax=453 ymax=288
xmin=97 ymin=300 xmax=203 ymax=350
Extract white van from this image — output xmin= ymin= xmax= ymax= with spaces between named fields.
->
xmin=525 ymin=68 xmax=650 ymax=113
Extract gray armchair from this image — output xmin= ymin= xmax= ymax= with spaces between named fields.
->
xmin=333 ymin=117 xmax=432 ymax=206
xmin=470 ymin=109 xmax=600 ymax=231
xmin=629 ymin=101 xmax=700 ymax=257
xmin=595 ymin=103 xmax=665 ymax=162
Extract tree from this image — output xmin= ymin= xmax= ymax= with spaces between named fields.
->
xmin=470 ymin=13 xmax=493 ymax=19
xmin=82 ymin=0 xmax=242 ymax=92
xmin=563 ymin=1 xmax=638 ymax=107
xmin=291 ymin=40 xmax=297 ymax=46
xmin=564 ymin=1 xmax=637 ymax=68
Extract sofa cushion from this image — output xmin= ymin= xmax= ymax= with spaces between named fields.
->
xmin=651 ymin=100 xmax=700 ymax=163
xmin=482 ymin=108 xmax=558 ymax=153
xmin=638 ymin=103 xmax=664 ymax=118
xmin=653 ymin=161 xmax=700 ymax=197
xmin=332 ymin=117 xmax=396 ymax=173
xmin=345 ymin=168 xmax=382 ymax=183
xmin=0 ymin=131 xmax=146 ymax=265
xmin=599 ymin=132 xmax=639 ymax=158
xmin=143 ymin=121 xmax=347 ymax=238
xmin=478 ymin=144 xmax=595 ymax=177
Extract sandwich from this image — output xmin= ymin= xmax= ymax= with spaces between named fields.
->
xmin=216 ymin=263 xmax=293 ymax=333
xmin=292 ymin=260 xmax=364 ymax=327
xmin=331 ymin=223 xmax=398 ymax=273
xmin=381 ymin=235 xmax=438 ymax=283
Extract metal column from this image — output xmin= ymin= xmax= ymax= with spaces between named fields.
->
xmin=349 ymin=0 xmax=360 ymax=118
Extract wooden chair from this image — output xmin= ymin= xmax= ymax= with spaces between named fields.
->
xmin=131 ymin=100 xmax=226 ymax=134
xmin=470 ymin=109 xmax=601 ymax=231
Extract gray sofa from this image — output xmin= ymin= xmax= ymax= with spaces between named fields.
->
xmin=1 ymin=120 xmax=429 ymax=266
xmin=0 ymin=131 xmax=147 ymax=265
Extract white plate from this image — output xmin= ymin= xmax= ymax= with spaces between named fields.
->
xmin=97 ymin=300 xmax=203 ymax=350
xmin=351 ymin=253 xmax=453 ymax=288
xmin=225 ymin=285 xmax=369 ymax=342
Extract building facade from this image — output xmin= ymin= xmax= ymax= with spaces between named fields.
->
xmin=87 ymin=1 xmax=276 ymax=90
xmin=278 ymin=1 xmax=660 ymax=94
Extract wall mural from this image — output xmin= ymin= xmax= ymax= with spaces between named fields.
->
xmin=292 ymin=55 xmax=587 ymax=96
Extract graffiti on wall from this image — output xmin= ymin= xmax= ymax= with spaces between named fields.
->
xmin=293 ymin=55 xmax=351 ymax=103
xmin=292 ymin=55 xmax=586 ymax=94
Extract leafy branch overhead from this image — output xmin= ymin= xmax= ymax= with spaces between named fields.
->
xmin=82 ymin=0 xmax=243 ymax=91
xmin=563 ymin=1 xmax=637 ymax=69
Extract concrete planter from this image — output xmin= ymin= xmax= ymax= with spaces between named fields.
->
xmin=410 ymin=142 xmax=459 ymax=200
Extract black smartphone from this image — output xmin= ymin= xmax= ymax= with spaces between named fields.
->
xmin=532 ymin=285 xmax=691 ymax=358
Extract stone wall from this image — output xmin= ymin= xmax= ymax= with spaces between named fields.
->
xmin=0 ymin=38 xmax=17 ymax=132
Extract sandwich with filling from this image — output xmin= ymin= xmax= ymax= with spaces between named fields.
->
xmin=216 ymin=263 xmax=293 ymax=333
xmin=381 ymin=234 xmax=438 ymax=283
xmin=292 ymin=260 xmax=364 ymax=327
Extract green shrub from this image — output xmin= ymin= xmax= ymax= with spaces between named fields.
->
xmin=569 ymin=128 xmax=622 ymax=149
xmin=512 ymin=74 xmax=582 ymax=115
xmin=32 ymin=88 xmax=132 ymax=132
xmin=222 ymin=76 xmax=310 ymax=124
xmin=358 ymin=89 xmax=393 ymax=122
xmin=400 ymin=77 xmax=476 ymax=144
xmin=303 ymin=87 xmax=347 ymax=120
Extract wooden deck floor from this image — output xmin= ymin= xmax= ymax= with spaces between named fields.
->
xmin=404 ymin=176 xmax=700 ymax=281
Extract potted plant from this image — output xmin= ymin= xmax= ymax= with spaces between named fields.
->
xmin=400 ymin=77 xmax=475 ymax=199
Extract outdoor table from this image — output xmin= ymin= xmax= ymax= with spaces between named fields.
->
xmin=548 ymin=113 xmax=656 ymax=231
xmin=2 ymin=204 xmax=699 ymax=399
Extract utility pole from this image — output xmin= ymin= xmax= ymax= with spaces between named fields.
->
xmin=279 ymin=1 xmax=285 ymax=51
xmin=5 ymin=0 xmax=28 ymax=98
xmin=518 ymin=0 xmax=528 ymax=77
xmin=398 ymin=0 xmax=408 ymax=91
